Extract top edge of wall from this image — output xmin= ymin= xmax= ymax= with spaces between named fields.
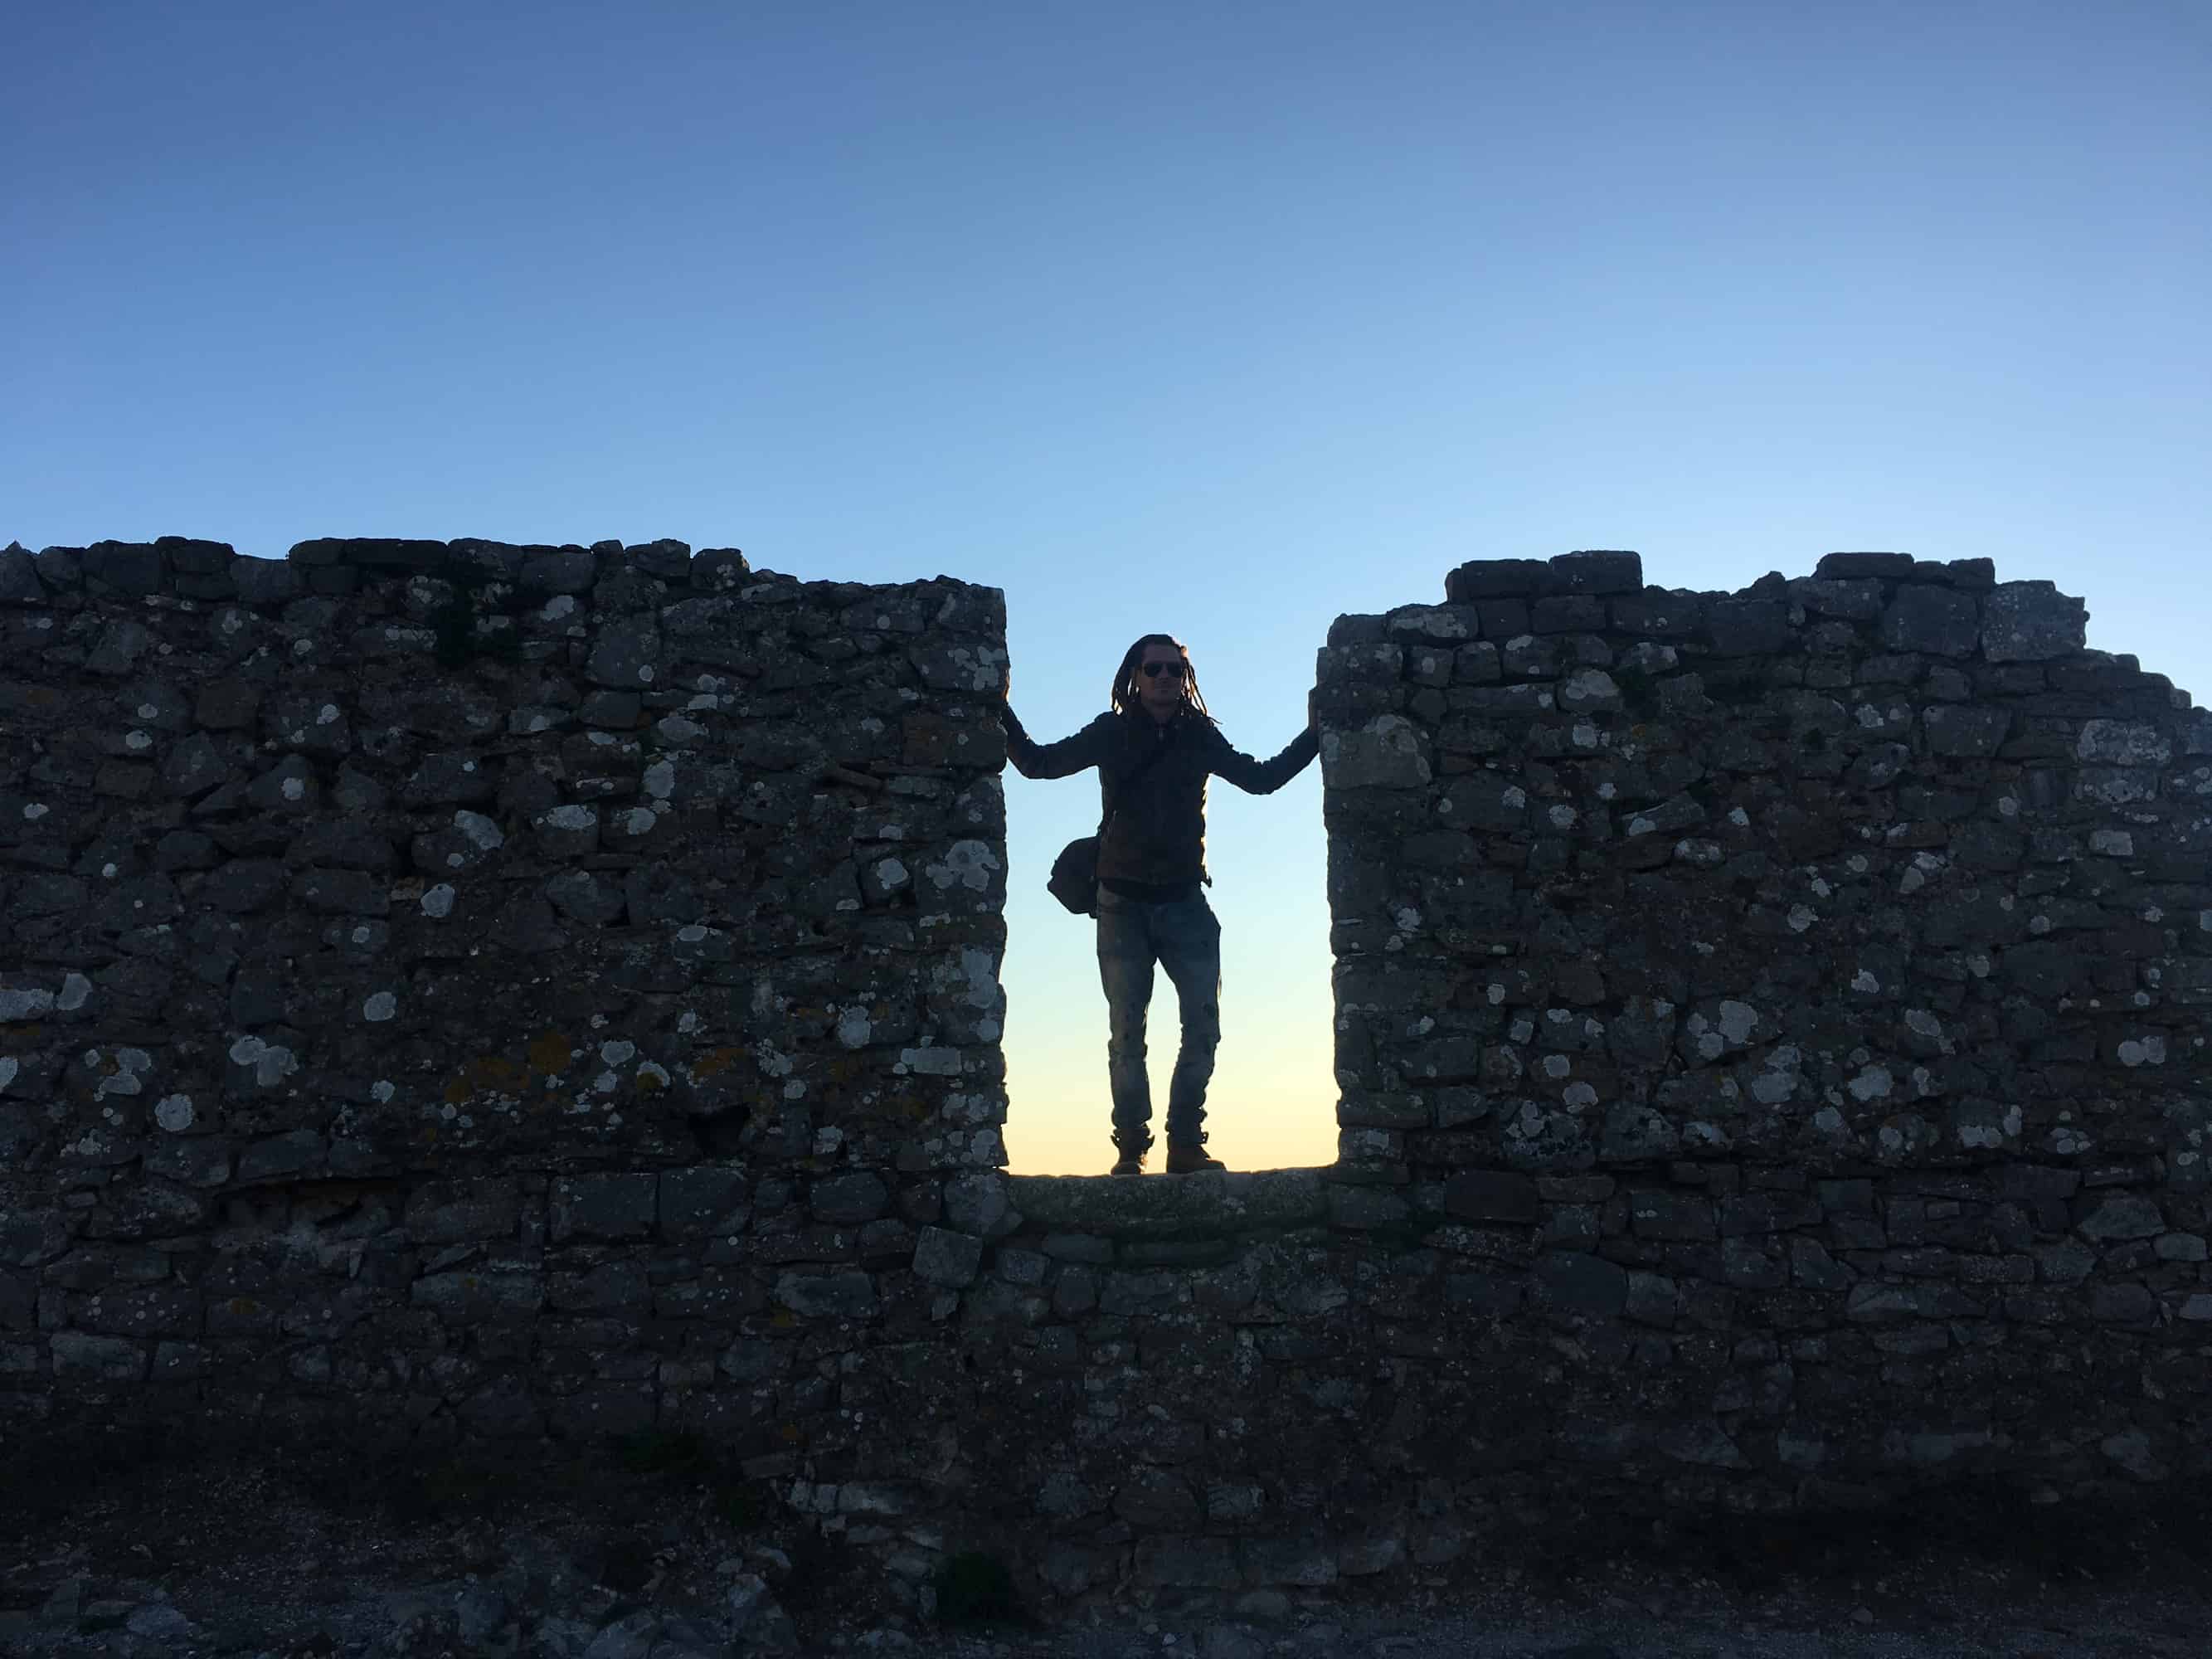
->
xmin=1438 ymin=549 xmax=2043 ymax=603
xmin=0 ymin=537 xmax=1002 ymax=606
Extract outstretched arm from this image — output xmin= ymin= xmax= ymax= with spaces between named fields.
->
xmin=1206 ymin=720 xmax=1320 ymax=795
xmin=1004 ymin=705 xmax=1116 ymax=780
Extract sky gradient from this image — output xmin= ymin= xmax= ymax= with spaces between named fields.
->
xmin=6 ymin=1 xmax=2205 ymax=1175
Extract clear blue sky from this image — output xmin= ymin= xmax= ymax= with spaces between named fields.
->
xmin=7 ymin=1 xmax=2205 ymax=1174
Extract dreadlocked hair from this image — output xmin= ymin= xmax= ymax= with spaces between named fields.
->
xmin=1111 ymin=634 xmax=1215 ymax=723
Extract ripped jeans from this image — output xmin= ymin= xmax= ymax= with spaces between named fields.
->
xmin=1096 ymin=886 xmax=1222 ymax=1149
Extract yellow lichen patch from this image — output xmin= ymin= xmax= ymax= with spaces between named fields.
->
xmin=689 ymin=1046 xmax=749 ymax=1082
xmin=445 ymin=1055 xmax=525 ymax=1105
xmin=635 ymin=1069 xmax=667 ymax=1092
xmin=526 ymin=1029 xmax=571 ymax=1074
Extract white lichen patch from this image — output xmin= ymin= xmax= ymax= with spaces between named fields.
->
xmin=2117 ymin=1035 xmax=2168 ymax=1068
xmin=228 ymin=1034 xmax=299 ymax=1087
xmin=421 ymin=883 xmax=456 ymax=917
xmin=925 ymin=839 xmax=1001 ymax=893
xmin=1751 ymin=1047 xmax=1801 ymax=1104
xmin=644 ymin=759 xmax=677 ymax=800
xmin=454 ymin=810 xmax=504 ymax=850
xmin=372 ymin=1080 xmax=396 ymax=1102
xmin=56 ymin=972 xmax=93 ymax=1012
xmin=897 ymin=1047 xmax=965 ymax=1078
xmin=836 ymin=1008 xmax=874 ymax=1049
xmin=362 ymin=991 xmax=397 ymax=1023
xmin=599 ymin=1039 xmax=636 ymax=1067
xmin=1787 ymin=905 xmax=1817 ymax=934
xmin=1848 ymin=1065 xmax=1894 ymax=1102
xmin=0 ymin=985 xmax=58 ymax=1022
xmin=154 ymin=1093 xmax=194 ymax=1132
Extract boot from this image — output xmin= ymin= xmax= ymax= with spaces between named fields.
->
xmin=1165 ymin=1136 xmax=1224 ymax=1175
xmin=1109 ymin=1136 xmax=1148 ymax=1176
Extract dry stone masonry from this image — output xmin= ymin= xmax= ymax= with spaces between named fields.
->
xmin=3 ymin=536 xmax=2209 ymax=1621
xmin=0 ymin=535 xmax=1011 ymax=1446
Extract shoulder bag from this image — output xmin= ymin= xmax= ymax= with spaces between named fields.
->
xmin=1046 ymin=727 xmax=1173 ymax=917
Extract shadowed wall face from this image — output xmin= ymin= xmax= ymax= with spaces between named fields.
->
xmin=5 ymin=537 xmax=2211 ymax=1613
xmin=1320 ymin=551 xmax=2212 ymax=1188
xmin=0 ymin=537 xmax=1009 ymax=1430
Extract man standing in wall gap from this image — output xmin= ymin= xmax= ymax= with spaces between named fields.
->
xmin=1002 ymin=635 xmax=1318 ymax=1175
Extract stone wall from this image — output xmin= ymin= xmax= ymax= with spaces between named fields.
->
xmin=4 ymin=536 xmax=2210 ymax=1618
xmin=0 ymin=535 xmax=1011 ymax=1443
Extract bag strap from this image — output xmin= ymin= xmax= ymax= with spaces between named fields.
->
xmin=1097 ymin=724 xmax=1175 ymax=837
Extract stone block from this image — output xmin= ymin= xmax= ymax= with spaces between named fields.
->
xmin=1816 ymin=552 xmax=1916 ymax=578
xmin=771 ymin=1269 xmax=877 ymax=1321
xmin=1532 ymin=1250 xmax=1626 ymax=1317
xmin=1442 ymin=1170 xmax=1539 ymax=1224
xmin=0 ymin=544 xmax=40 ymax=604
xmin=1550 ymin=549 xmax=1643 ymax=594
xmin=81 ymin=542 xmax=168 ymax=596
xmin=236 ymin=1130 xmax=327 ymax=1185
xmin=229 ymin=557 xmax=304 ymax=606
xmin=49 ymin=1331 xmax=148 ymax=1381
xmin=1530 ymin=594 xmax=1607 ymax=632
xmin=911 ymin=1227 xmax=982 ymax=1288
xmin=660 ymin=1168 xmax=750 ymax=1239
xmin=411 ymin=1269 xmax=545 ymax=1323
xmin=1981 ymin=582 xmax=2088 ymax=661
xmin=552 ymin=1175 xmax=659 ymax=1241
xmin=1240 ymin=1537 xmax=1338 ymax=1587
xmin=2075 ymin=1193 xmax=2164 ymax=1240
xmin=809 ymin=1171 xmax=890 ymax=1225
xmin=404 ymin=1180 xmax=523 ymax=1245
xmin=1630 ymin=1190 xmax=1716 ymax=1241
xmin=1135 ymin=1535 xmax=1239 ymax=1590
xmin=1320 ymin=715 xmax=1432 ymax=790
xmin=545 ymin=1384 xmax=656 ymax=1440
xmin=519 ymin=546 xmax=599 ymax=593
xmin=1879 ymin=586 xmax=1980 ymax=658
xmin=1113 ymin=1467 xmax=1200 ymax=1529
xmin=292 ymin=538 xmax=449 ymax=570
xmin=1923 ymin=704 xmax=2010 ymax=757
xmin=1704 ymin=601 xmax=1792 ymax=657
xmin=1443 ymin=559 xmax=1552 ymax=601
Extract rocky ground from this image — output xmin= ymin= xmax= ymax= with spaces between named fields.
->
xmin=2 ymin=1435 xmax=2205 ymax=1659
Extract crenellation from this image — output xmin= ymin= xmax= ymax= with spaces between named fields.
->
xmin=1 ymin=536 xmax=2208 ymax=1619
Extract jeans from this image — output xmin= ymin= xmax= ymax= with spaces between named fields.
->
xmin=1096 ymin=886 xmax=1222 ymax=1149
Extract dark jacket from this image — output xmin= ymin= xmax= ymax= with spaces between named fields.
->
xmin=1004 ymin=706 xmax=1319 ymax=888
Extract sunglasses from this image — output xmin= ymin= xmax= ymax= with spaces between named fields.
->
xmin=1140 ymin=661 xmax=1187 ymax=680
